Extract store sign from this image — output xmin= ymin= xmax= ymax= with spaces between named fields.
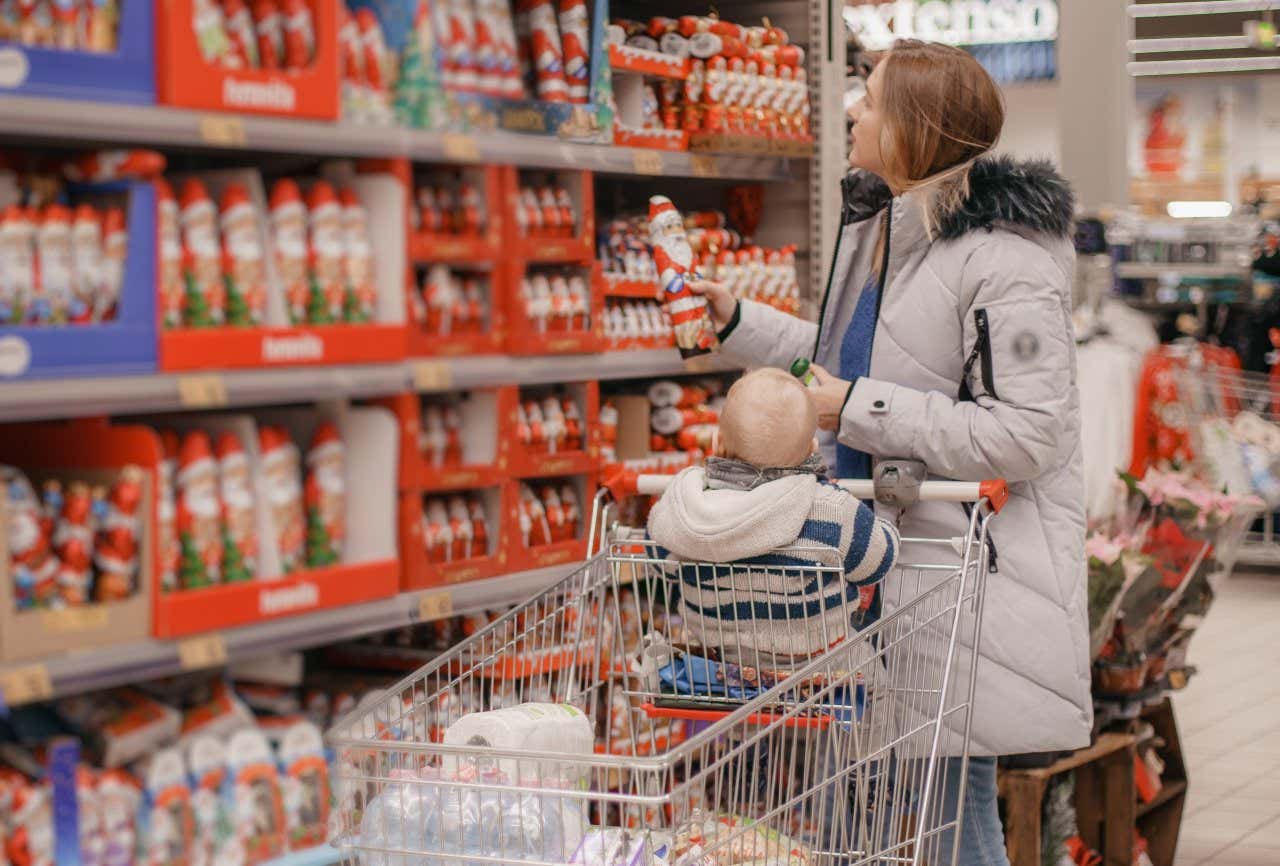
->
xmin=844 ymin=1 xmax=1058 ymax=82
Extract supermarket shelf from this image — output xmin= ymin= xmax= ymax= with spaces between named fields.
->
xmin=0 ymin=564 xmax=576 ymax=708
xmin=0 ymin=349 xmax=737 ymax=422
xmin=0 ymin=94 xmax=799 ymax=181
xmin=1115 ymin=262 xmax=1252 ymax=279
xmin=264 ymin=845 xmax=341 ymax=866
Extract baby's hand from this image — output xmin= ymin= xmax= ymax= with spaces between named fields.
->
xmin=684 ymin=279 xmax=737 ymax=330
xmin=808 ymin=363 xmax=854 ymax=432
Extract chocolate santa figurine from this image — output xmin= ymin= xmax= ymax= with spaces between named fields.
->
xmin=69 ymin=203 xmax=102 ymax=324
xmin=338 ymin=187 xmax=377 ymax=323
xmin=304 ymin=422 xmax=345 ymax=568
xmin=216 ymin=432 xmax=258 ymax=583
xmin=468 ymin=498 xmax=488 ymax=556
xmin=219 ymin=183 xmax=267 ymax=326
xmin=4 ymin=466 xmax=58 ymax=610
xmin=157 ymin=430 xmax=181 ymax=592
xmin=53 ymin=481 xmax=96 ymax=606
xmin=306 ymin=181 xmax=346 ymax=325
xmin=518 ymin=0 xmax=569 ymax=102
xmin=176 ymin=430 xmax=223 ymax=589
xmin=259 ymin=425 xmax=305 ymax=573
xmin=97 ymin=207 xmax=127 ymax=322
xmin=0 ymin=204 xmax=36 ymax=325
xmin=156 ymin=179 xmax=185 ymax=329
xmin=34 ymin=203 xmax=74 ymax=324
xmin=648 ymin=195 xmax=718 ymax=358
xmin=255 ymin=0 xmax=285 ymax=69
xmin=269 ymin=179 xmax=310 ymax=326
xmin=93 ymin=464 xmax=144 ymax=602
xmin=179 ymin=179 xmax=226 ymax=327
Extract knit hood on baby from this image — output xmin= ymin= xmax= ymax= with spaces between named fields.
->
xmin=647 ymin=465 xmax=819 ymax=563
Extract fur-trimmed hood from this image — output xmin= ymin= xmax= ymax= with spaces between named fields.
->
xmin=840 ymin=155 xmax=1075 ymax=241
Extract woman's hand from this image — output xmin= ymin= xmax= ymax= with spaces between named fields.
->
xmin=808 ymin=363 xmax=854 ymax=432
xmin=684 ymin=279 xmax=737 ymax=330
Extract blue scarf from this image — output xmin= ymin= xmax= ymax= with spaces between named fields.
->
xmin=836 ymin=275 xmax=881 ymax=480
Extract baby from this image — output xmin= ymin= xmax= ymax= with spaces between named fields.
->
xmin=648 ymin=368 xmax=900 ymax=672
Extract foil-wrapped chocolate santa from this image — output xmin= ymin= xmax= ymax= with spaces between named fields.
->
xmin=648 ymin=195 xmax=717 ymax=358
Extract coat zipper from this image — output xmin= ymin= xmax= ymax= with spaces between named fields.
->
xmin=974 ymin=309 xmax=999 ymax=401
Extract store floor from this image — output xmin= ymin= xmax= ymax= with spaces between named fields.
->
xmin=1172 ymin=572 xmax=1280 ymax=866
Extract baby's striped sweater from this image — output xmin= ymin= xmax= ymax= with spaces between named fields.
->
xmin=647 ymin=467 xmax=900 ymax=667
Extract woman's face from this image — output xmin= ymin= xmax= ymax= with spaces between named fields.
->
xmin=847 ymin=62 xmax=887 ymax=177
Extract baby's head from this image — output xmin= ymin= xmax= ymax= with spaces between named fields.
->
xmin=715 ymin=368 xmax=818 ymax=468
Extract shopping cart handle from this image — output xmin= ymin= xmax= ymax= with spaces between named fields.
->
xmin=610 ymin=468 xmax=1008 ymax=512
xmin=837 ymin=477 xmax=1008 ymax=512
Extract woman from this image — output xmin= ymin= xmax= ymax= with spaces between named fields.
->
xmin=691 ymin=40 xmax=1091 ymax=865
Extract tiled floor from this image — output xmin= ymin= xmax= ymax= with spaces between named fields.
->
xmin=1172 ymin=572 xmax=1280 ymax=866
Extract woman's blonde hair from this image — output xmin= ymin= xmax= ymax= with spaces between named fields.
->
xmin=876 ymin=40 xmax=1005 ymax=233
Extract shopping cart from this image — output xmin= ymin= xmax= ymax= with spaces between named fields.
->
xmin=329 ymin=464 xmax=1007 ymax=866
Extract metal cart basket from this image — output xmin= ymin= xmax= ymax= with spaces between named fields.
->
xmin=329 ymin=467 xmax=1007 ymax=866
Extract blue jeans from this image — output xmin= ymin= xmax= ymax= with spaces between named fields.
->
xmin=938 ymin=756 xmax=1011 ymax=866
xmin=818 ymin=753 xmax=1011 ymax=866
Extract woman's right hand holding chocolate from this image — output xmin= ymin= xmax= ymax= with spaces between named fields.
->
xmin=684 ymin=279 xmax=737 ymax=330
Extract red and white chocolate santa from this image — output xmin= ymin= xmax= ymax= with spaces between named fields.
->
xmin=0 ymin=204 xmax=35 ymax=324
xmin=648 ymin=195 xmax=717 ymax=358
xmin=93 ymin=464 xmax=144 ymax=602
xmin=4 ymin=465 xmax=58 ymax=610
xmin=339 ymin=187 xmax=377 ymax=323
xmin=307 ymin=181 xmax=346 ymax=323
xmin=517 ymin=0 xmax=568 ymax=102
xmin=158 ymin=430 xmax=181 ymax=592
xmin=98 ymin=207 xmax=127 ymax=322
xmin=270 ymin=179 xmax=310 ymax=325
xmin=259 ymin=425 xmax=305 ymax=573
xmin=557 ymin=0 xmax=590 ymax=103
xmin=176 ymin=430 xmax=223 ymax=588
xmin=254 ymin=0 xmax=285 ymax=69
xmin=219 ymin=183 xmax=267 ymax=326
xmin=179 ymin=179 xmax=226 ymax=327
xmin=69 ymin=203 xmax=102 ymax=324
xmin=35 ymin=204 xmax=75 ymax=324
xmin=156 ymin=179 xmax=185 ymax=329
xmin=304 ymin=422 xmax=345 ymax=564
xmin=216 ymin=432 xmax=259 ymax=580
xmin=281 ymin=0 xmax=315 ymax=69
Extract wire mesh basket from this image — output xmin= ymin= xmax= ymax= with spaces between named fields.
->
xmin=329 ymin=472 xmax=1004 ymax=866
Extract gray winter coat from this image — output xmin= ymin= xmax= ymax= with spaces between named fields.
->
xmin=717 ymin=156 xmax=1092 ymax=756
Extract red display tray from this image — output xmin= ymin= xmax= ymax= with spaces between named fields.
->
xmin=153 ymin=559 xmax=399 ymax=639
xmin=399 ymin=490 xmax=511 ymax=591
xmin=615 ymin=127 xmax=690 ymax=152
xmin=608 ymin=44 xmax=690 ymax=80
xmin=408 ymin=233 xmax=499 ymax=264
xmin=157 ymin=0 xmax=339 ymax=119
xmin=159 ymin=324 xmax=407 ymax=371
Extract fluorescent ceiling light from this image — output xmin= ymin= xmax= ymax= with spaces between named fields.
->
xmin=1167 ymin=201 xmax=1233 ymax=218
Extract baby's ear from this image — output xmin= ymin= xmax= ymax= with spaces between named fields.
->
xmin=810 ymin=437 xmax=819 ymax=454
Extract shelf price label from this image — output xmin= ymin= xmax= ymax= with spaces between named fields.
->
xmin=690 ymin=154 xmax=720 ymax=178
xmin=411 ymin=360 xmax=452 ymax=391
xmin=442 ymin=133 xmax=480 ymax=162
xmin=178 ymin=633 xmax=228 ymax=671
xmin=417 ymin=591 xmax=453 ymax=622
xmin=198 ymin=114 xmax=248 ymax=147
xmin=632 ymin=150 xmax=663 ymax=175
xmin=177 ymin=374 xmax=228 ymax=408
xmin=0 ymin=664 xmax=53 ymax=708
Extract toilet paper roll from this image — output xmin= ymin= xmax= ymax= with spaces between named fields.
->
xmin=442 ymin=702 xmax=595 ymax=785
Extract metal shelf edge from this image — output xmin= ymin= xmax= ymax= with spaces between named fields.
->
xmin=0 ymin=95 xmax=797 ymax=180
xmin=0 ymin=351 xmax=740 ymax=422
xmin=0 ymin=563 xmax=577 ymax=707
